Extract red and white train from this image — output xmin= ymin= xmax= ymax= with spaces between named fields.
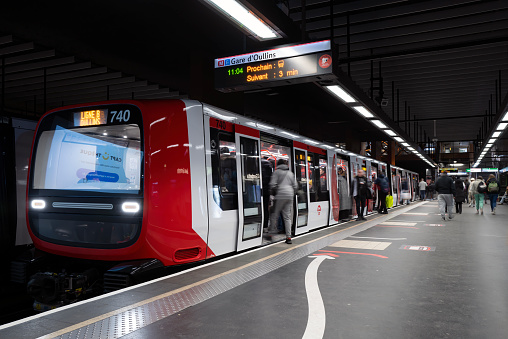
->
xmin=25 ymin=99 xmax=418 ymax=302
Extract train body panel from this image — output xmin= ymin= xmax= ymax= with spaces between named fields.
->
xmin=25 ymin=99 xmax=413 ymax=271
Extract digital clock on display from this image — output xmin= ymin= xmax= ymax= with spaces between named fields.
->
xmin=228 ymin=67 xmax=244 ymax=76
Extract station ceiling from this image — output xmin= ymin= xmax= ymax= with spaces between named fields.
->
xmin=1 ymin=0 xmax=507 ymax=151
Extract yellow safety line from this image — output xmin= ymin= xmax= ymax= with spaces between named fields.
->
xmin=38 ymin=214 xmax=386 ymax=339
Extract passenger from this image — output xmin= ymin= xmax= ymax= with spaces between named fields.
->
xmin=498 ymin=186 xmax=508 ymax=205
xmin=268 ymin=159 xmax=297 ymax=244
xmin=464 ymin=178 xmax=470 ymax=204
xmin=374 ymin=171 xmax=389 ymax=214
xmin=418 ymin=178 xmax=427 ymax=200
xmin=485 ymin=174 xmax=500 ymax=214
xmin=428 ymin=181 xmax=436 ymax=200
xmin=471 ymin=176 xmax=486 ymax=215
xmin=468 ymin=178 xmax=476 ymax=207
xmin=454 ymin=177 xmax=465 ymax=214
xmin=435 ymin=171 xmax=455 ymax=221
xmin=261 ymin=156 xmax=273 ymax=230
xmin=352 ymin=169 xmax=370 ymax=221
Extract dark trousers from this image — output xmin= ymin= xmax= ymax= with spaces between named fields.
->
xmin=263 ymin=192 xmax=270 ymax=228
xmin=378 ymin=191 xmax=388 ymax=213
xmin=455 ymin=202 xmax=462 ymax=214
xmin=355 ymin=195 xmax=367 ymax=219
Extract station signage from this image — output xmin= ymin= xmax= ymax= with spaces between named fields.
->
xmin=467 ymin=168 xmax=481 ymax=173
xmin=214 ymin=40 xmax=335 ymax=92
xmin=499 ymin=167 xmax=508 ymax=173
xmin=482 ymin=168 xmax=498 ymax=172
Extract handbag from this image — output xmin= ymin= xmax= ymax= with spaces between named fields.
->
xmin=366 ymin=187 xmax=373 ymax=199
xmin=386 ymin=195 xmax=394 ymax=208
xmin=401 ymin=191 xmax=411 ymax=200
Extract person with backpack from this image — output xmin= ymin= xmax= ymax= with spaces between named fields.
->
xmin=471 ymin=176 xmax=486 ymax=215
xmin=454 ymin=177 xmax=466 ymax=214
xmin=435 ymin=172 xmax=456 ymax=220
xmin=375 ymin=171 xmax=390 ymax=214
xmin=485 ymin=174 xmax=500 ymax=214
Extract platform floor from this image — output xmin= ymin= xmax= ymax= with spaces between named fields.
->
xmin=2 ymin=200 xmax=508 ymax=339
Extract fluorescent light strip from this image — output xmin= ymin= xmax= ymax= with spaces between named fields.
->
xmin=394 ymin=137 xmax=404 ymax=142
xmin=370 ymin=120 xmax=387 ymax=129
xmin=206 ymin=0 xmax=279 ymax=40
xmin=325 ymin=85 xmax=356 ymax=103
xmin=496 ymin=123 xmax=508 ymax=130
xmin=492 ymin=131 xmax=501 ymax=138
xmin=503 ymin=112 xmax=508 ymax=121
xmin=488 ymin=138 xmax=497 ymax=143
xmin=402 ymin=142 xmax=409 ymax=147
xmin=384 ymin=129 xmax=397 ymax=136
xmin=352 ymin=106 xmax=374 ymax=118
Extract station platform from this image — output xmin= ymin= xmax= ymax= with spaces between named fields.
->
xmin=2 ymin=200 xmax=508 ymax=339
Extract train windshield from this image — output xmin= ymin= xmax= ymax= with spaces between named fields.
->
xmin=32 ymin=107 xmax=143 ymax=195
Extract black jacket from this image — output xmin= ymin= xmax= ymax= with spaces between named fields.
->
xmin=435 ymin=175 xmax=456 ymax=195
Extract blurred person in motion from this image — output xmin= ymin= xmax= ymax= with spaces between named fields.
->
xmin=418 ymin=178 xmax=427 ymax=201
xmin=464 ymin=178 xmax=470 ymax=205
xmin=375 ymin=171 xmax=390 ymax=214
xmin=352 ymin=169 xmax=369 ymax=221
xmin=454 ymin=177 xmax=465 ymax=214
xmin=269 ymin=159 xmax=298 ymax=244
xmin=471 ymin=176 xmax=486 ymax=215
xmin=435 ymin=172 xmax=455 ymax=221
xmin=498 ymin=186 xmax=508 ymax=205
xmin=486 ymin=174 xmax=500 ymax=214
xmin=468 ymin=178 xmax=476 ymax=207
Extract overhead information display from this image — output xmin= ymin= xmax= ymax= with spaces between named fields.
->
xmin=215 ymin=40 xmax=335 ymax=92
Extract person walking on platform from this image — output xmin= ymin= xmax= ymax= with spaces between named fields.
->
xmin=375 ymin=171 xmax=390 ymax=214
xmin=486 ymin=174 xmax=500 ymax=214
xmin=268 ymin=159 xmax=297 ymax=244
xmin=352 ymin=169 xmax=369 ymax=221
xmin=435 ymin=172 xmax=455 ymax=221
xmin=468 ymin=178 xmax=476 ymax=207
xmin=261 ymin=157 xmax=273 ymax=230
xmin=499 ymin=186 xmax=508 ymax=205
xmin=471 ymin=176 xmax=486 ymax=215
xmin=418 ymin=178 xmax=427 ymax=200
xmin=464 ymin=178 xmax=470 ymax=204
xmin=454 ymin=177 xmax=465 ymax=214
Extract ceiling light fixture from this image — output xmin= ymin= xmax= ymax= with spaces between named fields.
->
xmin=204 ymin=0 xmax=280 ymax=40
xmin=394 ymin=137 xmax=404 ymax=142
xmin=370 ymin=120 xmax=387 ymax=129
xmin=352 ymin=106 xmax=374 ymax=118
xmin=496 ymin=123 xmax=508 ymax=130
xmin=492 ymin=131 xmax=502 ymax=138
xmin=384 ymin=129 xmax=397 ymax=136
xmin=325 ymin=85 xmax=356 ymax=103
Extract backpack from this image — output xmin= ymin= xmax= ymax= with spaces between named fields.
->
xmin=379 ymin=177 xmax=390 ymax=193
xmin=477 ymin=181 xmax=487 ymax=193
xmin=488 ymin=181 xmax=499 ymax=193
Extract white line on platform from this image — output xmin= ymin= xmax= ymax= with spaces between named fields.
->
xmin=379 ymin=221 xmax=417 ymax=226
xmin=389 ymin=220 xmax=426 ymax=222
xmin=302 ymin=255 xmax=335 ymax=339
xmin=349 ymin=236 xmax=407 ymax=240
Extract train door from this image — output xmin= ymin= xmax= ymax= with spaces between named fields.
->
xmin=328 ymin=152 xmax=340 ymax=224
xmin=370 ymin=163 xmax=378 ymax=213
xmin=294 ymin=148 xmax=309 ymax=234
xmin=235 ymin=132 xmax=263 ymax=251
xmin=306 ymin=152 xmax=329 ymax=232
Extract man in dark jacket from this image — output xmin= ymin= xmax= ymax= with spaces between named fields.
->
xmin=435 ymin=172 xmax=456 ymax=220
xmin=352 ymin=169 xmax=369 ymax=220
xmin=374 ymin=172 xmax=389 ymax=214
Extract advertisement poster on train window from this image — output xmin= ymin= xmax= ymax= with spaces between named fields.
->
xmin=40 ymin=126 xmax=142 ymax=193
xmin=338 ymin=159 xmax=351 ymax=211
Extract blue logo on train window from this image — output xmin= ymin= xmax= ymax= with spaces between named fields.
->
xmin=225 ymin=59 xmax=231 ymax=66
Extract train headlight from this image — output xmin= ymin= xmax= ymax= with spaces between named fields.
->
xmin=122 ymin=202 xmax=140 ymax=213
xmin=31 ymin=199 xmax=46 ymax=209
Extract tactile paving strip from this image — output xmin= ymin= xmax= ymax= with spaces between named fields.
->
xmin=48 ymin=204 xmax=424 ymax=339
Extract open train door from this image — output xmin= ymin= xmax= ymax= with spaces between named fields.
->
xmin=235 ymin=127 xmax=264 ymax=251
xmin=294 ymin=146 xmax=310 ymax=235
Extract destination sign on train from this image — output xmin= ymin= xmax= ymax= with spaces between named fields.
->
xmin=73 ymin=109 xmax=108 ymax=127
xmin=214 ymin=40 xmax=335 ymax=92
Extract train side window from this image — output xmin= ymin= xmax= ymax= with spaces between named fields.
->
xmin=317 ymin=156 xmax=329 ymax=201
xmin=210 ymin=129 xmax=238 ymax=210
xmin=308 ymin=153 xmax=317 ymax=202
xmin=219 ymin=140 xmax=237 ymax=194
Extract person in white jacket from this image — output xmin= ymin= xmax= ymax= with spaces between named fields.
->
xmin=468 ymin=178 xmax=475 ymax=207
